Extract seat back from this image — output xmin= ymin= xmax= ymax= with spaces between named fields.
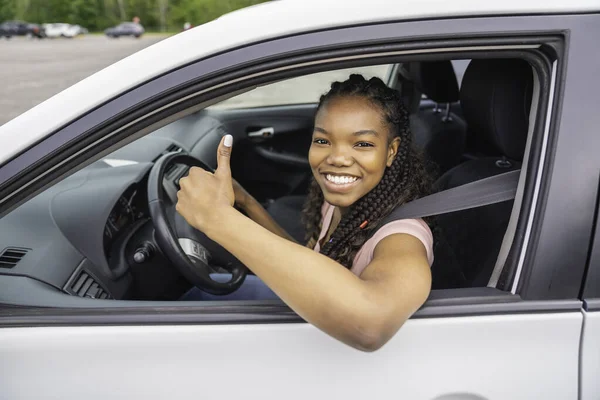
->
xmin=432 ymin=58 xmax=533 ymax=288
xmin=408 ymin=60 xmax=467 ymax=177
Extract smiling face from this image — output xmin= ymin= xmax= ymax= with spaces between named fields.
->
xmin=309 ymin=96 xmax=400 ymax=209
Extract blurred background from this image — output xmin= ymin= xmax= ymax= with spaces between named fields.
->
xmin=0 ymin=0 xmax=269 ymax=33
xmin=0 ymin=0 xmax=270 ymax=126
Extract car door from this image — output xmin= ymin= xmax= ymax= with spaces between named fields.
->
xmin=581 ymin=191 xmax=600 ymax=400
xmin=1 ymin=8 xmax=599 ymax=400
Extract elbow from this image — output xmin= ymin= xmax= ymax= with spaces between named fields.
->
xmin=344 ymin=311 xmax=411 ymax=352
xmin=348 ymin=323 xmax=395 ymax=353
xmin=353 ymin=334 xmax=386 ymax=353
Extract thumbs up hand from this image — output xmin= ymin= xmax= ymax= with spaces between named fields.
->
xmin=176 ymin=135 xmax=236 ymax=232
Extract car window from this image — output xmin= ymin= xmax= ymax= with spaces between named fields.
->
xmin=0 ymin=54 xmax=546 ymax=307
xmin=209 ymin=65 xmax=392 ymax=109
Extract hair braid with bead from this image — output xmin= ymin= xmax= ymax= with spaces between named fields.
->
xmin=301 ymin=74 xmax=432 ymax=268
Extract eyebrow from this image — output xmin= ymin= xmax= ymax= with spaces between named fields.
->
xmin=314 ymin=127 xmax=380 ymax=137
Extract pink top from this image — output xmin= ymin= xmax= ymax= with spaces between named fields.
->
xmin=313 ymin=202 xmax=434 ymax=277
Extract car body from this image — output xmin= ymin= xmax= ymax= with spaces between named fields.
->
xmin=0 ymin=20 xmax=45 ymax=38
xmin=104 ymin=22 xmax=145 ymax=38
xmin=43 ymin=23 xmax=86 ymax=38
xmin=0 ymin=1 xmax=599 ymax=399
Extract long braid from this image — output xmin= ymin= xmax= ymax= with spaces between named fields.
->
xmin=301 ymin=179 xmax=324 ymax=249
xmin=302 ymin=74 xmax=432 ymax=268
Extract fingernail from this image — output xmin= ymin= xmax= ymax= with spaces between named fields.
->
xmin=224 ymin=134 xmax=233 ymax=147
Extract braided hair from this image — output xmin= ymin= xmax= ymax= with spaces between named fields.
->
xmin=302 ymin=74 xmax=432 ymax=268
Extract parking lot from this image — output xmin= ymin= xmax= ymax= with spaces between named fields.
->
xmin=0 ymin=35 xmax=167 ymax=126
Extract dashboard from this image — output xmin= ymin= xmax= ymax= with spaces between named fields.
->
xmin=103 ymin=183 xmax=148 ymax=258
xmin=0 ymin=112 xmax=227 ymax=306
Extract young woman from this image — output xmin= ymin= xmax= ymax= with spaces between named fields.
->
xmin=176 ymin=74 xmax=433 ymax=351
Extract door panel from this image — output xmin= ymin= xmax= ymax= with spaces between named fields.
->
xmin=0 ymin=312 xmax=581 ymax=400
xmin=208 ymin=105 xmax=317 ymax=203
xmin=581 ymin=308 xmax=600 ymax=400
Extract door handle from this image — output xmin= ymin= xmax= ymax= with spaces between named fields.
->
xmin=247 ymin=127 xmax=274 ymax=138
xmin=255 ymin=147 xmax=309 ymax=168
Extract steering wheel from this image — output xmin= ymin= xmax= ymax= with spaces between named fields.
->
xmin=147 ymin=152 xmax=246 ymax=295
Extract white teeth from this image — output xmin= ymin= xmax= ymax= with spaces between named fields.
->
xmin=326 ymin=174 xmax=358 ymax=185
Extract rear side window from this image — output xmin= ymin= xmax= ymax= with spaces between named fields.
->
xmin=209 ymin=65 xmax=392 ymax=109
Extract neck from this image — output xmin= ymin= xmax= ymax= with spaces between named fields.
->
xmin=338 ymin=206 xmax=350 ymax=217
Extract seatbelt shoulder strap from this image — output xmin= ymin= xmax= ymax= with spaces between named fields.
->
xmin=367 ymin=169 xmax=520 ymax=238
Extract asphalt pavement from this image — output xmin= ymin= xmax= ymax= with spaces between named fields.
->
xmin=0 ymin=35 xmax=168 ymax=126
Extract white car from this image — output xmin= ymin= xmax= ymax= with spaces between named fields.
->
xmin=0 ymin=1 xmax=599 ymax=399
xmin=43 ymin=23 xmax=85 ymax=38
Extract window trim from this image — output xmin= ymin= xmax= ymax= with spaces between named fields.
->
xmin=0 ymin=289 xmax=584 ymax=328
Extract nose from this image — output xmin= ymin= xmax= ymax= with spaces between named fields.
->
xmin=326 ymin=144 xmax=353 ymax=167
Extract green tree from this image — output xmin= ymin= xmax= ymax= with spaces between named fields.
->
xmin=4 ymin=0 xmax=271 ymax=32
xmin=169 ymin=0 xmax=268 ymax=30
xmin=69 ymin=0 xmax=100 ymax=30
xmin=0 ymin=0 xmax=16 ymax=21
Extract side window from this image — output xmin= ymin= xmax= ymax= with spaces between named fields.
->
xmin=209 ymin=65 xmax=391 ymax=109
xmin=0 ymin=55 xmax=544 ymax=307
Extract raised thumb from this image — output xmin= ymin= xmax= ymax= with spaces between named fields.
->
xmin=215 ymin=134 xmax=233 ymax=179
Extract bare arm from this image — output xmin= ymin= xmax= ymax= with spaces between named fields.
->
xmin=205 ymin=208 xmax=431 ymax=351
xmin=237 ymin=191 xmax=297 ymax=243
xmin=176 ymin=136 xmax=431 ymax=351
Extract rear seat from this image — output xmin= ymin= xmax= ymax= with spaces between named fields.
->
xmin=404 ymin=61 xmax=468 ymax=177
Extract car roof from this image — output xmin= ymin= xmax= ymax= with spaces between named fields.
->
xmin=1 ymin=0 xmax=599 ymax=163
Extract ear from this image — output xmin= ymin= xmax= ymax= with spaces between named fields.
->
xmin=386 ymin=137 xmax=401 ymax=167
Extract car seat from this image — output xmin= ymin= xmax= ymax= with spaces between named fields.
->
xmin=431 ymin=58 xmax=533 ymax=289
xmin=408 ymin=60 xmax=467 ymax=177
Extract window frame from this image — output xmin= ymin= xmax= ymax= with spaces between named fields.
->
xmin=0 ymin=14 xmax=595 ymax=326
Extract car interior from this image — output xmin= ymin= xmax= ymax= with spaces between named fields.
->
xmin=0 ymin=57 xmax=535 ymax=305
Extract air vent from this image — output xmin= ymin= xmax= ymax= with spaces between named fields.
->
xmin=164 ymin=163 xmax=178 ymax=178
xmin=0 ymin=247 xmax=28 ymax=268
xmin=66 ymin=270 xmax=112 ymax=300
xmin=216 ymin=126 xmax=228 ymax=137
xmin=166 ymin=144 xmax=183 ymax=153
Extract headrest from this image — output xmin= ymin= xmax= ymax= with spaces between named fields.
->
xmin=412 ymin=61 xmax=460 ymax=103
xmin=460 ymin=59 xmax=533 ymax=160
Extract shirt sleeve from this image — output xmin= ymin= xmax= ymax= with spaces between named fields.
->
xmin=366 ymin=219 xmax=434 ymax=266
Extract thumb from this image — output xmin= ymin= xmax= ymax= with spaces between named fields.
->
xmin=215 ymin=134 xmax=233 ymax=179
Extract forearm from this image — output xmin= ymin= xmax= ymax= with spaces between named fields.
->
xmin=207 ymin=208 xmax=381 ymax=349
xmin=241 ymin=196 xmax=298 ymax=243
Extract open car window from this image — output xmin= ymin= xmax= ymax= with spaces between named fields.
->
xmin=0 ymin=50 xmax=550 ymax=307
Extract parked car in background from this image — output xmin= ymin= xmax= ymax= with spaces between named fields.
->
xmin=104 ymin=22 xmax=144 ymax=38
xmin=43 ymin=23 xmax=86 ymax=38
xmin=0 ymin=20 xmax=45 ymax=38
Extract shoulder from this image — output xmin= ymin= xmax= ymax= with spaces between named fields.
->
xmin=369 ymin=219 xmax=434 ymax=265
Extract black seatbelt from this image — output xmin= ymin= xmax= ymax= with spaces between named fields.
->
xmin=369 ymin=169 xmax=520 ymax=236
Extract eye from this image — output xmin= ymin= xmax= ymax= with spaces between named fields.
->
xmin=355 ymin=142 xmax=375 ymax=148
xmin=312 ymin=138 xmax=329 ymax=145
